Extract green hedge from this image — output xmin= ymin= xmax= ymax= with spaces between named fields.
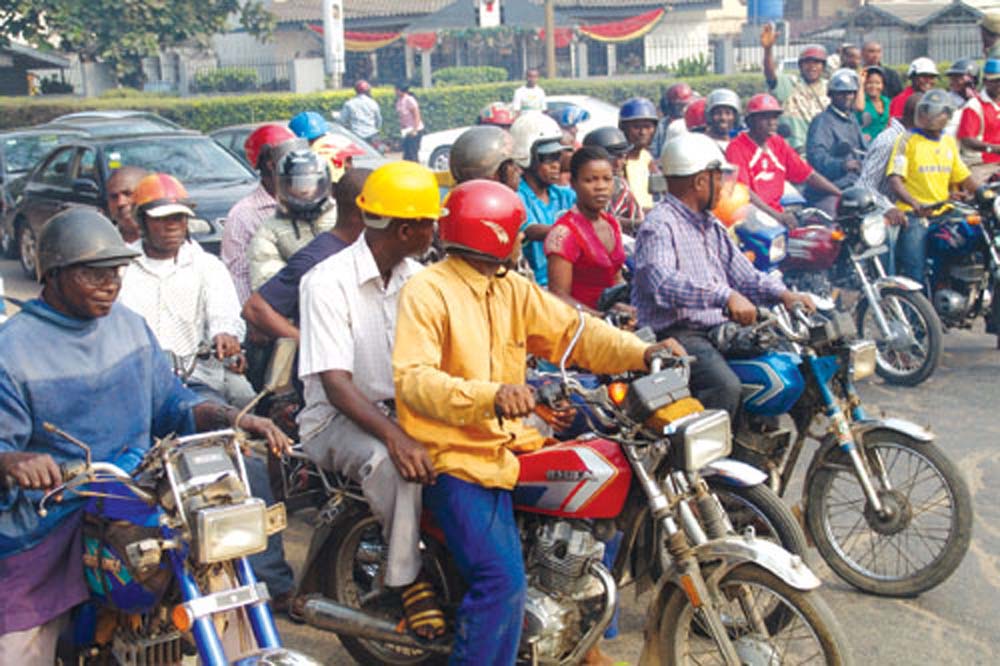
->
xmin=433 ymin=66 xmax=508 ymax=87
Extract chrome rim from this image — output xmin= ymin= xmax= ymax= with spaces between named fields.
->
xmin=430 ymin=148 xmax=451 ymax=172
xmin=861 ymin=296 xmax=930 ymax=377
xmin=19 ymin=225 xmax=36 ymax=274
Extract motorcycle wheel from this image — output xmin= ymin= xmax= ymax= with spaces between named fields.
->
xmin=320 ymin=504 xmax=450 ymax=666
xmin=706 ymin=479 xmax=808 ymax=558
xmin=656 ymin=563 xmax=852 ymax=665
xmin=806 ymin=431 xmax=973 ymax=597
xmin=856 ymin=287 xmax=942 ymax=386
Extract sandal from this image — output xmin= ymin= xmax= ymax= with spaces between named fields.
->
xmin=399 ymin=580 xmax=446 ymax=640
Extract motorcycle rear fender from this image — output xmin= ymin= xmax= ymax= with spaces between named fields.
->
xmin=875 ymin=275 xmax=922 ymax=293
xmin=701 ymin=458 xmax=768 ymax=488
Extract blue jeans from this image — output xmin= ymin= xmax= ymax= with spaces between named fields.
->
xmin=245 ymin=456 xmax=295 ymax=597
xmin=423 ymin=474 xmax=526 ymax=666
xmin=896 ymin=215 xmax=930 ymax=283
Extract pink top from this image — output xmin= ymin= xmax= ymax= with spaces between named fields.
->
xmin=544 ymin=208 xmax=626 ymax=309
xmin=395 ymin=93 xmax=424 ymax=132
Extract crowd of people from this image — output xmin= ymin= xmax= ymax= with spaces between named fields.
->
xmin=5 ymin=13 xmax=1000 ymax=666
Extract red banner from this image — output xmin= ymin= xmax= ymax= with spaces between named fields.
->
xmin=308 ymin=24 xmax=402 ymax=52
xmin=537 ymin=27 xmax=574 ymax=49
xmin=406 ymin=32 xmax=438 ymax=51
xmin=578 ymin=8 xmax=665 ymax=43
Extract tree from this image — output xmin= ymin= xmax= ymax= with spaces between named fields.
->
xmin=0 ymin=0 xmax=275 ymax=87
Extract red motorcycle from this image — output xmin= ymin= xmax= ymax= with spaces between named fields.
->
xmin=296 ymin=317 xmax=850 ymax=665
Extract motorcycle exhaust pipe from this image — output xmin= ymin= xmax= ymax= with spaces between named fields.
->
xmin=301 ymin=595 xmax=451 ymax=655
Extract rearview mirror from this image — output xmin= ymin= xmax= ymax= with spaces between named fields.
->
xmin=264 ymin=338 xmax=298 ymax=394
xmin=188 ymin=217 xmax=212 ymax=235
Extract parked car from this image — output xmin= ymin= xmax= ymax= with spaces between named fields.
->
xmin=4 ymin=130 xmax=258 ymax=277
xmin=41 ymin=110 xmax=183 ymax=136
xmin=418 ymin=94 xmax=620 ymax=172
xmin=210 ymin=120 xmax=387 ymax=171
xmin=1 ymin=128 xmax=86 ymax=257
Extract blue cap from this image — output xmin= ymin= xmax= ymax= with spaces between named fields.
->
xmin=289 ymin=111 xmax=330 ymax=141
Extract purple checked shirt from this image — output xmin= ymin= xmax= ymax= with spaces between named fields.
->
xmin=632 ymin=194 xmax=787 ymax=332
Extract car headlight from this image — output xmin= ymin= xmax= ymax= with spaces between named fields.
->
xmin=667 ymin=410 xmax=732 ymax=472
xmin=769 ymin=233 xmax=787 ymax=263
xmin=188 ymin=217 xmax=213 ymax=235
xmin=195 ymin=499 xmax=267 ymax=564
xmin=860 ymin=212 xmax=887 ymax=248
xmin=992 ymin=197 xmax=1000 ymax=222
xmin=849 ymin=339 xmax=877 ymax=382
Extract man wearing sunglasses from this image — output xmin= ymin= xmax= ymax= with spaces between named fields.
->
xmin=633 ymin=133 xmax=814 ymax=418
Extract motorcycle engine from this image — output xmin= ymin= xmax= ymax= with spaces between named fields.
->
xmin=520 ymin=521 xmax=608 ymax=660
xmin=934 ymin=288 xmax=969 ymax=323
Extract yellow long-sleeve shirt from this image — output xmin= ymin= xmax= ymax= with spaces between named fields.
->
xmin=392 ymin=256 xmax=649 ymax=490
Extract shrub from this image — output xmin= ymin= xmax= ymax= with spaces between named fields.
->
xmin=433 ymin=66 xmax=508 ymax=87
xmin=39 ymin=77 xmax=74 ymax=95
xmin=193 ymin=67 xmax=259 ymax=93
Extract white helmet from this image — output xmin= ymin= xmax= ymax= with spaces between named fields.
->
xmin=908 ymin=57 xmax=938 ymax=77
xmin=661 ymin=133 xmax=735 ymax=177
xmin=510 ymin=111 xmax=564 ymax=168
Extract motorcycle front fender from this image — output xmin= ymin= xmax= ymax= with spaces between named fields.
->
xmin=875 ymin=275 xmax=923 ymax=293
xmin=702 ymin=458 xmax=768 ymax=488
xmin=852 ymin=417 xmax=934 ymax=443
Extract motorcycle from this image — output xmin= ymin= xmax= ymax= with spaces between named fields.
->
xmin=298 ymin=314 xmax=851 ymax=665
xmin=921 ymin=185 xmax=1000 ymax=347
xmin=736 ymin=192 xmax=943 ymax=386
xmin=725 ymin=304 xmax=973 ymax=597
xmin=22 ymin=344 xmax=318 ymax=666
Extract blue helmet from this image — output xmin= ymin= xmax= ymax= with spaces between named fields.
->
xmin=984 ymin=59 xmax=1000 ymax=80
xmin=289 ymin=111 xmax=330 ymax=141
xmin=619 ymin=97 xmax=658 ymax=125
xmin=557 ymin=104 xmax=591 ymax=128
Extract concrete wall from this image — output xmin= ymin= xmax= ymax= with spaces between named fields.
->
xmin=643 ymin=13 xmax=711 ymax=69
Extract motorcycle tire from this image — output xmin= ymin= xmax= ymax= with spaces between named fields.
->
xmin=319 ymin=503 xmax=450 ymax=666
xmin=654 ymin=563 xmax=853 ymax=665
xmin=706 ymin=479 xmax=809 ymax=558
xmin=856 ymin=287 xmax=943 ymax=387
xmin=805 ymin=431 xmax=973 ymax=597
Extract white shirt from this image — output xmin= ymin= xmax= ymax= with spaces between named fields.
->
xmin=297 ymin=236 xmax=423 ymax=439
xmin=513 ymin=85 xmax=547 ymax=112
xmin=118 ymin=240 xmax=245 ymax=359
xmin=340 ymin=94 xmax=382 ymax=138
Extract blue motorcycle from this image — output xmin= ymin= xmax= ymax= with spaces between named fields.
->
xmin=725 ymin=305 xmax=972 ymax=597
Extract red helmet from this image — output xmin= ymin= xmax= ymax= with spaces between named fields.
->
xmin=684 ymin=97 xmax=707 ymax=130
xmin=798 ymin=44 xmax=827 ymax=62
xmin=745 ymin=93 xmax=783 ymax=117
xmin=478 ymin=102 xmax=518 ymax=128
xmin=439 ymin=179 xmax=527 ymax=262
xmin=354 ymin=79 xmax=371 ymax=94
xmin=244 ymin=124 xmax=296 ymax=170
xmin=666 ymin=82 xmax=695 ymax=104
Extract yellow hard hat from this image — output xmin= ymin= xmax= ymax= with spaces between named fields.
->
xmin=355 ymin=161 xmax=441 ymax=221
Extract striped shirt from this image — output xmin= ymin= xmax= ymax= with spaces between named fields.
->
xmin=632 ymin=194 xmax=787 ymax=332
xmin=858 ymin=118 xmax=905 ymax=206
xmin=221 ymin=184 xmax=277 ymax=305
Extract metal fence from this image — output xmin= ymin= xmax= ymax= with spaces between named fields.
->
xmin=186 ymin=62 xmax=291 ymax=94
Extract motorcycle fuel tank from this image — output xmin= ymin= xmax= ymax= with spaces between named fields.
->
xmin=728 ymin=352 xmax=806 ymax=416
xmin=513 ymin=438 xmax=632 ymax=519
xmin=782 ymin=225 xmax=841 ymax=271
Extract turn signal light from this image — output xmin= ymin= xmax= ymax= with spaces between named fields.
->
xmin=679 ymin=573 xmax=703 ymax=608
xmin=966 ymin=214 xmax=982 ymax=225
xmin=172 ymin=605 xmax=193 ymax=632
xmin=743 ymin=250 xmax=756 ymax=263
xmin=608 ymin=382 xmax=628 ymax=406
xmin=831 ymin=229 xmax=846 ymax=241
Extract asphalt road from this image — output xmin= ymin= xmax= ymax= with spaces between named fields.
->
xmin=1 ymin=258 xmax=995 ymax=665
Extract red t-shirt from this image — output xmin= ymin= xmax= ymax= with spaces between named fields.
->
xmin=957 ymin=95 xmax=1000 ymax=164
xmin=889 ymin=87 xmax=916 ymax=119
xmin=544 ymin=208 xmax=625 ymax=309
xmin=725 ymin=132 xmax=813 ymax=212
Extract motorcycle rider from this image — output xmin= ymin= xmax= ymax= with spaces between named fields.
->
xmin=339 ymin=79 xmax=382 ymax=143
xmin=805 ymin=68 xmax=867 ymax=216
xmin=242 ymin=168 xmax=370 ymax=341
xmin=288 ymin=110 xmax=330 ymax=145
xmin=862 ymin=40 xmax=903 ymax=98
xmin=248 ymin=147 xmax=337 ymax=290
xmin=619 ymin=97 xmax=659 ymax=211
xmin=297 ymin=161 xmax=444 ymax=638
xmin=726 ymin=93 xmax=841 ymax=228
xmin=512 ymin=111 xmax=576 ymax=286
xmin=105 ymin=165 xmax=147 ymax=244
xmin=956 ymin=59 xmax=1000 ymax=181
xmin=222 ymin=124 xmax=297 ymax=304
xmin=392 ymin=178 xmax=683 ymax=666
xmin=478 ymin=102 xmax=518 ymax=129
xmin=705 ymin=88 xmax=741 ymax=151
xmin=887 ymin=89 xmax=980 ymax=283
xmin=634 ymin=133 xmax=815 ymax=417
xmin=761 ymin=22 xmax=829 ymax=153
xmin=890 ymin=57 xmax=939 ymax=118
xmin=582 ymin=126 xmax=643 ymax=231
xmin=450 ymin=125 xmax=521 ymax=190
xmin=651 ymin=82 xmax=697 ymax=158
xmin=945 ymin=58 xmax=980 ymax=110
xmin=0 ymin=209 xmax=288 ymax=665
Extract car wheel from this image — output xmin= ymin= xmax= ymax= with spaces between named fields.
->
xmin=1 ymin=223 xmax=17 ymax=259
xmin=429 ymin=145 xmax=451 ymax=172
xmin=18 ymin=221 xmax=37 ymax=278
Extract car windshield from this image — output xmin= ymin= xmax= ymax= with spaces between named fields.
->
xmin=3 ymin=133 xmax=78 ymax=175
xmin=78 ymin=119 xmax=182 ymax=136
xmin=102 ymin=136 xmax=255 ymax=185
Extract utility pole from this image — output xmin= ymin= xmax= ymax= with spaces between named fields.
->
xmin=545 ymin=0 xmax=556 ymax=79
xmin=322 ymin=0 xmax=345 ymax=87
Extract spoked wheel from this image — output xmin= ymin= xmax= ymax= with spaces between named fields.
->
xmin=806 ymin=431 xmax=973 ymax=597
xmin=706 ymin=480 xmax=808 ymax=557
xmin=856 ymin=287 xmax=942 ymax=386
xmin=657 ymin=564 xmax=852 ymax=665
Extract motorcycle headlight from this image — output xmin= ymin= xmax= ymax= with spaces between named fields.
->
xmin=769 ymin=233 xmax=787 ymax=263
xmin=860 ymin=212 xmax=887 ymax=248
xmin=195 ymin=499 xmax=268 ymax=564
xmin=849 ymin=340 xmax=877 ymax=382
xmin=667 ymin=410 xmax=732 ymax=472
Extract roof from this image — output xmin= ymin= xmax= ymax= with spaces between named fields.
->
xmin=1 ymin=42 xmax=70 ymax=68
xmin=404 ymin=0 xmax=577 ymax=32
xmin=803 ymin=1 xmax=960 ymax=35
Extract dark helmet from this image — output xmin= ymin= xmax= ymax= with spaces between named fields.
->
xmin=276 ymin=149 xmax=331 ymax=219
xmin=582 ymin=126 xmax=631 ymax=156
xmin=946 ymin=58 xmax=980 ymax=85
xmin=837 ymin=186 xmax=876 ymax=216
xmin=450 ymin=126 xmax=515 ymax=183
xmin=35 ymin=207 xmax=140 ymax=282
